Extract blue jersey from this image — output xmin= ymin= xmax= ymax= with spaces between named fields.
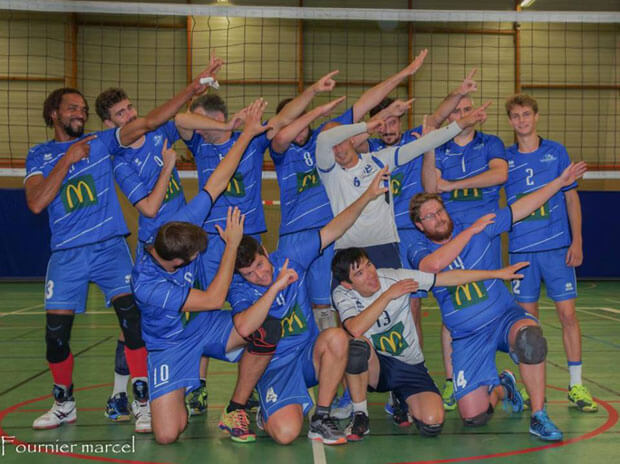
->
xmin=368 ymin=126 xmax=423 ymax=229
xmin=185 ymin=131 xmax=269 ymax=235
xmin=228 ymin=230 xmax=321 ymax=366
xmin=25 ymin=129 xmax=129 ymax=251
xmin=435 ymin=131 xmax=506 ymax=222
xmin=113 ymin=121 xmax=186 ymax=244
xmin=269 ymin=109 xmax=353 ymax=236
xmin=132 ymin=191 xmax=214 ymax=351
xmin=408 ymin=207 xmax=516 ymax=337
xmin=505 ymin=138 xmax=575 ymax=253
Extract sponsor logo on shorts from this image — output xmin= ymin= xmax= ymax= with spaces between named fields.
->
xmin=565 ymin=282 xmax=574 ymax=291
xmin=266 ymin=387 xmax=278 ymax=403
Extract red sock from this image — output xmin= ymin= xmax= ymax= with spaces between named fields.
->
xmin=124 ymin=346 xmax=148 ymax=378
xmin=49 ymin=353 xmax=74 ymax=387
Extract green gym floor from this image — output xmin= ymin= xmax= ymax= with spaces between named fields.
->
xmin=0 ymin=281 xmax=618 ymax=464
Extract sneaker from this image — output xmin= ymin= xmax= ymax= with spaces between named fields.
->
xmin=568 ymin=384 xmax=598 ymax=412
xmin=499 ymin=370 xmax=524 ymax=413
xmin=219 ymin=409 xmax=256 ymax=443
xmin=529 ymin=408 xmax=563 ymax=441
xmin=132 ymin=400 xmax=152 ymax=433
xmin=330 ymin=393 xmax=353 ymax=420
xmin=33 ymin=400 xmax=77 ymax=430
xmin=384 ymin=392 xmax=395 ymax=416
xmin=441 ymin=380 xmax=457 ymax=411
xmin=255 ymin=406 xmax=264 ymax=431
xmin=308 ymin=415 xmax=347 ymax=445
xmin=345 ymin=411 xmax=369 ymax=441
xmin=185 ymin=383 xmax=208 ymax=416
xmin=105 ymin=392 xmax=131 ymax=422
xmin=391 ymin=393 xmax=412 ymax=427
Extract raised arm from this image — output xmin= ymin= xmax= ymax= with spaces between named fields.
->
xmin=266 ymin=70 xmax=339 ymax=140
xmin=426 ymin=68 xmax=478 ymax=129
xmin=511 ymin=162 xmax=587 ymax=223
xmin=315 ymin=122 xmax=369 ymax=171
xmin=25 ymin=134 xmax=97 ymax=214
xmin=319 ymin=167 xmax=388 ymax=249
xmin=182 ymin=207 xmax=244 ymax=311
xmin=118 ymin=53 xmax=224 ymax=146
xmin=353 ymin=98 xmax=414 ymax=153
xmin=174 ymin=109 xmax=242 ymax=141
xmin=352 ymin=49 xmax=427 ymax=122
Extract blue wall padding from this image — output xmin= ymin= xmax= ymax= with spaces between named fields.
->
xmin=0 ymin=189 xmax=51 ymax=278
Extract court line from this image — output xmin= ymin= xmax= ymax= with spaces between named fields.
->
xmin=546 ymin=359 xmax=620 ymax=397
xmin=0 ymin=304 xmax=44 ymax=318
xmin=600 ymin=307 xmax=620 ymax=314
xmin=576 ymin=308 xmax=620 ymax=323
xmin=0 ymin=336 xmax=113 ymax=397
xmin=312 ymin=438 xmax=327 ymax=464
xmin=541 ymin=320 xmax=620 ymax=349
xmin=0 ymin=311 xmax=115 ymax=316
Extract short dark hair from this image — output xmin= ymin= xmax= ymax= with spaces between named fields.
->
xmin=154 ymin=222 xmax=207 ymax=263
xmin=190 ymin=94 xmax=228 ymax=119
xmin=409 ymin=193 xmax=444 ymax=225
xmin=505 ymin=93 xmax=538 ymax=116
xmin=332 ymin=248 xmax=369 ymax=284
xmin=235 ymin=235 xmax=266 ymax=271
xmin=369 ymin=97 xmax=395 ymax=118
xmin=276 ymin=98 xmax=293 ymax=115
xmin=43 ymin=88 xmax=88 ymax=128
xmin=95 ymin=88 xmax=128 ymax=122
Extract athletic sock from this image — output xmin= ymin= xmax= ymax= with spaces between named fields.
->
xmin=124 ymin=346 xmax=148 ymax=378
xmin=49 ymin=353 xmax=74 ymax=388
xmin=312 ymin=405 xmax=330 ymax=422
xmin=226 ymin=400 xmax=246 ymax=414
xmin=112 ymin=373 xmax=130 ymax=397
xmin=352 ymin=400 xmax=368 ymax=415
xmin=199 ymin=378 xmax=206 ymax=388
xmin=568 ymin=361 xmax=582 ymax=387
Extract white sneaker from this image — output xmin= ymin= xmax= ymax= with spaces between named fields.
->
xmin=32 ymin=400 xmax=76 ymax=430
xmin=132 ymin=400 xmax=152 ymax=433
xmin=255 ymin=406 xmax=264 ymax=431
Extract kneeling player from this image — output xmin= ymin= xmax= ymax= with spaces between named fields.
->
xmin=332 ymin=248 xmax=529 ymax=440
xmin=228 ymin=168 xmax=390 ymax=445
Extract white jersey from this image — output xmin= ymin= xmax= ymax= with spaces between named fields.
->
xmin=316 ymin=121 xmax=461 ymax=249
xmin=333 ymin=268 xmax=435 ymax=365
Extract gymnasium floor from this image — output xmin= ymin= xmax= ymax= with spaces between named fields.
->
xmin=0 ymin=280 xmax=618 ymax=464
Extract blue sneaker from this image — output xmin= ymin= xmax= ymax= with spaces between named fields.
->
xmin=105 ymin=393 xmax=131 ymax=422
xmin=384 ymin=391 xmax=394 ymax=416
xmin=330 ymin=389 xmax=353 ymax=420
xmin=530 ymin=408 xmax=563 ymax=441
xmin=499 ymin=370 xmax=524 ymax=413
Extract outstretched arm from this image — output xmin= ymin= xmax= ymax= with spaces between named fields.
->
xmin=426 ymin=68 xmax=478 ymax=129
xmin=511 ymin=162 xmax=587 ymax=223
xmin=319 ymin=167 xmax=388 ymax=250
xmin=352 ymin=49 xmax=427 ymax=122
xmin=435 ymin=261 xmax=528 ymax=287
xmin=437 ymin=158 xmax=508 ymax=193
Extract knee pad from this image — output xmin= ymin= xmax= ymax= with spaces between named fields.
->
xmin=414 ymin=418 xmax=443 ymax=437
xmin=115 ymin=340 xmax=130 ymax=376
xmin=513 ymin=325 xmax=547 ymax=364
xmin=463 ymin=404 xmax=494 ymax=427
xmin=112 ymin=295 xmax=145 ymax=350
xmin=346 ymin=339 xmax=370 ymax=374
xmin=45 ymin=313 xmax=74 ymax=363
xmin=246 ymin=316 xmax=281 ymax=355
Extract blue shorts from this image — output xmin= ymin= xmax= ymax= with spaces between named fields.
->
xmin=451 ymin=305 xmax=537 ymax=400
xmin=369 ymin=354 xmax=439 ymax=404
xmin=509 ymin=248 xmax=577 ymax=303
xmin=279 ymin=232 xmax=334 ymax=306
xmin=398 ymin=228 xmax=427 ymax=299
xmin=44 ymin=236 xmax=133 ymax=312
xmin=256 ymin=339 xmax=318 ymax=422
xmin=199 ymin=232 xmax=261 ymax=290
xmin=147 ymin=310 xmax=243 ymax=401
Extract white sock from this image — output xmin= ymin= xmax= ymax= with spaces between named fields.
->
xmin=568 ymin=362 xmax=582 ymax=387
xmin=352 ymin=400 xmax=368 ymax=415
xmin=112 ymin=373 xmax=130 ymax=397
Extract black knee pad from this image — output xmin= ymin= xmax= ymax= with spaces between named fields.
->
xmin=513 ymin=325 xmax=547 ymax=364
xmin=346 ymin=339 xmax=370 ymax=374
xmin=463 ymin=404 xmax=494 ymax=427
xmin=115 ymin=340 xmax=130 ymax=375
xmin=246 ymin=316 xmax=281 ymax=355
xmin=414 ymin=418 xmax=444 ymax=437
xmin=45 ymin=313 xmax=74 ymax=363
xmin=112 ymin=295 xmax=145 ymax=350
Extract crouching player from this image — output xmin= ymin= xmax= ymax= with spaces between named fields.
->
xmin=331 ymin=248 xmax=529 ymax=440
xmin=132 ymin=100 xmax=278 ymax=444
xmin=228 ymin=168 xmax=391 ymax=445
xmin=408 ymin=161 xmax=587 ymax=441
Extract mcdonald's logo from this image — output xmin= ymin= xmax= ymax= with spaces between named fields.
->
xmin=164 ymin=172 xmax=182 ymax=203
xmin=280 ymin=304 xmax=308 ymax=337
xmin=225 ymin=172 xmax=246 ymax=197
xmin=61 ymin=174 xmax=97 ymax=212
xmin=452 ymin=187 xmax=482 ymax=201
xmin=371 ymin=321 xmax=409 ymax=356
xmin=296 ymin=168 xmax=320 ymax=193
xmin=449 ymin=281 xmax=489 ymax=310
xmin=390 ymin=172 xmax=404 ymax=197
xmin=516 ymin=194 xmax=550 ymax=221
